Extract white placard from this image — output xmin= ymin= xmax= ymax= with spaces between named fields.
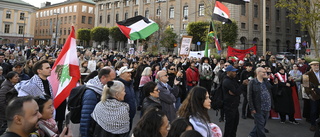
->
xmin=179 ymin=36 xmax=193 ymax=56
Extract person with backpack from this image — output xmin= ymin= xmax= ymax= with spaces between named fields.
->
xmin=222 ymin=65 xmax=248 ymax=137
xmin=80 ymin=67 xmax=116 ymax=137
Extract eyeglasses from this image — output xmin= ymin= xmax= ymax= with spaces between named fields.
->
xmin=154 ymin=89 xmax=160 ymax=92
xmin=169 ymin=68 xmax=175 ymax=70
xmin=161 ymin=74 xmax=168 ymax=77
xmin=260 ymin=71 xmax=267 ymax=74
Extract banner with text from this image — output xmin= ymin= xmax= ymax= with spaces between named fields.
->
xmin=227 ymin=46 xmax=257 ymax=61
xmin=179 ymin=36 xmax=193 ymax=56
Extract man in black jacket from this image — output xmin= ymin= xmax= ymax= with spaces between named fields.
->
xmin=222 ymin=65 xmax=248 ymax=137
xmin=248 ymin=67 xmax=278 ymax=137
xmin=240 ymin=63 xmax=254 ymax=119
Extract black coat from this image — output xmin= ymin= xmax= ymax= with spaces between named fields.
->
xmin=0 ymin=80 xmax=15 ymax=125
xmin=222 ymin=76 xmax=246 ymax=108
xmin=273 ymin=79 xmax=295 ymax=114
xmin=142 ymin=96 xmax=162 ymax=115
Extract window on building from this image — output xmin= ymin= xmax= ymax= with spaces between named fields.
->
xmin=73 ymin=15 xmax=76 ymax=23
xmin=46 ymin=29 xmax=48 ymax=35
xmin=116 ymin=13 xmax=119 ymax=22
xmin=276 ymin=9 xmax=280 ymax=21
xmin=199 ymin=4 xmax=204 ymax=16
xmin=35 ymin=30 xmax=37 ymax=35
xmin=64 ymin=28 xmax=66 ymax=35
xmin=254 ymin=24 xmax=258 ymax=30
xmin=40 ymin=20 xmax=42 ymax=26
xmin=53 ymin=18 xmax=56 ymax=25
xmin=169 ymin=7 xmax=174 ymax=18
xmin=20 ymin=12 xmax=25 ymax=20
xmin=286 ymin=28 xmax=290 ymax=33
xmin=266 ymin=25 xmax=269 ymax=31
xmin=134 ymin=0 xmax=139 ymax=5
xmin=183 ymin=24 xmax=187 ymax=29
xmin=100 ymin=4 xmax=104 ymax=10
xmin=74 ymin=5 xmax=77 ymax=12
xmin=146 ymin=0 xmax=150 ymax=3
xmin=125 ymin=0 xmax=129 ymax=6
xmin=81 ymin=16 xmax=86 ymax=23
xmin=107 ymin=3 xmax=111 ymax=9
xmin=68 ymin=28 xmax=71 ymax=34
xmin=116 ymin=2 xmax=120 ymax=7
xmin=60 ymin=29 xmax=62 ymax=36
xmin=145 ymin=10 xmax=149 ymax=18
xmin=266 ymin=7 xmax=270 ymax=20
xmin=241 ymin=4 xmax=246 ymax=16
xmin=18 ymin=26 xmax=24 ymax=34
xmin=183 ymin=6 xmax=188 ymax=18
xmin=61 ymin=7 xmax=64 ymax=14
xmin=156 ymin=8 xmax=161 ymax=16
xmin=107 ymin=14 xmax=110 ymax=23
xmin=82 ymin=5 xmax=87 ymax=12
xmin=276 ymin=27 xmax=280 ymax=32
xmin=88 ymin=7 xmax=93 ymax=13
xmin=36 ymin=20 xmax=38 ymax=26
xmin=125 ymin=12 xmax=128 ymax=20
xmin=69 ymin=16 xmax=72 ymax=24
xmin=99 ymin=15 xmax=102 ymax=24
xmin=60 ymin=17 xmax=63 ymax=24
xmin=69 ymin=6 xmax=72 ymax=12
xmin=241 ymin=23 xmax=246 ymax=29
xmin=88 ymin=17 xmax=92 ymax=24
xmin=254 ymin=5 xmax=258 ymax=18
xmin=134 ymin=11 xmax=138 ymax=16
xmin=65 ymin=7 xmax=68 ymax=13
xmin=6 ymin=11 xmax=11 ymax=19
xmin=296 ymin=29 xmax=299 ymax=34
xmin=64 ymin=16 xmax=67 ymax=24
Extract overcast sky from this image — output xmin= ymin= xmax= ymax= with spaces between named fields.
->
xmin=22 ymin=0 xmax=66 ymax=8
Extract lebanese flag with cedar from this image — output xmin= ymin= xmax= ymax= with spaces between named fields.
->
xmin=48 ymin=26 xmax=80 ymax=108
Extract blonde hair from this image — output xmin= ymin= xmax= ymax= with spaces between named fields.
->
xmin=141 ymin=67 xmax=152 ymax=76
xmin=101 ymin=80 xmax=125 ymax=102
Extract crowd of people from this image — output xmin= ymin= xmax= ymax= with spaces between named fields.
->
xmin=0 ymin=45 xmax=319 ymax=137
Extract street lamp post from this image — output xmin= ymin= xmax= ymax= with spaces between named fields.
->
xmin=22 ymin=16 xmax=28 ymax=47
xmin=53 ymin=13 xmax=60 ymax=50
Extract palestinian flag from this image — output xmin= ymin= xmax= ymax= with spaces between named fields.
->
xmin=218 ymin=0 xmax=250 ymax=5
xmin=213 ymin=1 xmax=232 ymax=24
xmin=116 ymin=15 xmax=159 ymax=40
xmin=48 ymin=26 xmax=80 ymax=108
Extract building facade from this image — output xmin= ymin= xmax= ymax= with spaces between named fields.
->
xmin=0 ymin=0 xmax=37 ymax=47
xmin=94 ymin=0 xmax=302 ymax=55
xmin=34 ymin=0 xmax=95 ymax=46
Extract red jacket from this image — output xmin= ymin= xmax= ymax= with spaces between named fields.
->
xmin=186 ymin=67 xmax=199 ymax=86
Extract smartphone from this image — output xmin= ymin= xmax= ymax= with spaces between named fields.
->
xmin=64 ymin=113 xmax=71 ymax=135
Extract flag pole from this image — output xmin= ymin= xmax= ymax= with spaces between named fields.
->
xmin=204 ymin=0 xmax=217 ymax=57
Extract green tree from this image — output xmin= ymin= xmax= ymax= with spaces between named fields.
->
xmin=77 ymin=28 xmax=91 ymax=47
xmin=109 ymin=26 xmax=127 ymax=42
xmin=160 ymin=28 xmax=177 ymax=52
xmin=276 ymin=0 xmax=320 ymax=57
xmin=187 ymin=21 xmax=210 ymax=44
xmin=90 ymin=27 xmax=109 ymax=46
xmin=215 ymin=21 xmax=238 ymax=46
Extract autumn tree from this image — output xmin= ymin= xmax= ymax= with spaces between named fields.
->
xmin=276 ymin=0 xmax=320 ymax=57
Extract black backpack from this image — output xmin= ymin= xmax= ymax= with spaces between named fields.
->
xmin=210 ymin=83 xmax=223 ymax=110
xmin=67 ymin=85 xmax=91 ymax=123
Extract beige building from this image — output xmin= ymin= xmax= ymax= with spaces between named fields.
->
xmin=94 ymin=0 xmax=302 ymax=55
xmin=34 ymin=0 xmax=95 ymax=46
xmin=0 ymin=0 xmax=37 ymax=46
